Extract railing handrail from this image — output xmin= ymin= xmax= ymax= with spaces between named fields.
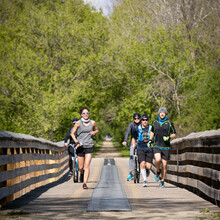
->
xmin=0 ymin=130 xmax=65 ymax=152
xmin=0 ymin=130 xmax=68 ymax=205
xmin=166 ymin=129 xmax=220 ymax=207
xmin=1 ymin=129 xmax=219 ymax=207
xmin=171 ymin=128 xmax=220 ymax=145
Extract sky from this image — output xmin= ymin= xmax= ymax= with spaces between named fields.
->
xmin=83 ymin=0 xmax=116 ymax=17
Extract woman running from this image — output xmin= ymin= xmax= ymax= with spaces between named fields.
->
xmin=71 ymin=107 xmax=99 ymax=189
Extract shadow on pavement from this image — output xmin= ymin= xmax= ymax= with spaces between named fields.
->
xmin=2 ymin=173 xmax=70 ymax=210
xmin=1 ymin=197 xmax=217 ymax=220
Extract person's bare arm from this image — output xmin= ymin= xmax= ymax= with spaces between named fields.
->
xmin=150 ymin=131 xmax=154 ymax=140
xmin=90 ymin=121 xmax=99 ymax=136
xmin=71 ymin=121 xmax=80 ymax=144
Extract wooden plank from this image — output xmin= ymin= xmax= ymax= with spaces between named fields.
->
xmin=29 ymin=148 xmax=35 ymax=191
xmin=0 ymin=151 xmax=68 ymax=166
xmin=6 ymin=148 xmax=14 ymax=203
xmin=24 ymin=148 xmax=30 ymax=194
xmin=0 ymin=164 xmax=68 ymax=200
xmin=167 ymin=164 xmax=220 ymax=181
xmin=171 ymin=129 xmax=220 ymax=147
xmin=14 ymin=148 xmax=21 ymax=200
xmin=177 ymin=153 xmax=219 ymax=164
xmin=172 ymin=137 xmax=220 ymax=148
xmin=0 ymin=131 xmax=65 ymax=152
xmin=0 ymin=131 xmax=68 ymax=204
xmin=0 ymin=159 xmax=68 ymax=182
xmin=19 ymin=148 xmax=26 ymax=197
xmin=166 ymin=174 xmax=220 ymax=201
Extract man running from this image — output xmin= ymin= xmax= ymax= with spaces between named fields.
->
xmin=132 ymin=114 xmax=153 ymax=187
xmin=64 ymin=118 xmax=79 ymax=178
xmin=122 ymin=113 xmax=141 ymax=181
xmin=149 ymin=107 xmax=176 ymax=187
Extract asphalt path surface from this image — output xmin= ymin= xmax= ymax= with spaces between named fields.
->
xmin=87 ymin=158 xmax=131 ymax=211
xmin=1 ymin=141 xmax=219 ymax=219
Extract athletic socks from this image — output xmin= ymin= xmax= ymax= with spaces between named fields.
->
xmin=141 ymin=169 xmax=147 ymax=181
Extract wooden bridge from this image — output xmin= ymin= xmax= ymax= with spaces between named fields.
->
xmin=0 ymin=130 xmax=219 ymax=219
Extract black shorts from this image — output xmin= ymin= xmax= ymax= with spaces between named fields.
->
xmin=137 ymin=149 xmax=153 ymax=164
xmin=153 ymin=147 xmax=170 ymax=161
xmin=76 ymin=147 xmax=93 ymax=157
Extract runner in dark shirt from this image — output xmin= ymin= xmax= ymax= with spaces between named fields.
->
xmin=149 ymin=107 xmax=176 ymax=187
xmin=64 ymin=118 xmax=79 ymax=178
xmin=122 ymin=113 xmax=141 ymax=181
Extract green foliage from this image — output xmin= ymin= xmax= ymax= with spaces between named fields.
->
xmin=0 ymin=0 xmax=219 ymax=144
xmin=180 ymin=68 xmax=220 ymax=135
xmin=0 ymin=0 xmax=108 ymax=141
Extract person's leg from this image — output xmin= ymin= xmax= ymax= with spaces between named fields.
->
xmin=161 ymin=159 xmax=167 ymax=181
xmin=138 ymin=150 xmax=147 ymax=186
xmin=153 ymin=149 xmax=162 ymax=181
xmin=77 ymin=156 xmax=85 ymax=174
xmin=68 ymin=154 xmax=73 ymax=177
xmin=146 ymin=150 xmax=153 ymax=177
xmin=128 ymin=143 xmax=134 ymax=179
xmin=140 ymin=161 xmax=147 ymax=187
xmin=159 ymin=149 xmax=170 ymax=187
xmin=68 ymin=146 xmax=73 ymax=174
xmin=140 ymin=160 xmax=146 ymax=169
xmin=145 ymin=162 xmax=152 ymax=170
xmin=69 ymin=154 xmax=73 ymax=172
xmin=140 ymin=161 xmax=147 ymax=180
xmin=83 ymin=153 xmax=92 ymax=184
xmin=76 ymin=147 xmax=85 ymax=182
xmin=154 ymin=153 xmax=161 ymax=173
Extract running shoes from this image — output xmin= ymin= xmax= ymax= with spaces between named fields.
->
xmin=127 ymin=173 xmax=134 ymax=181
xmin=143 ymin=180 xmax=147 ymax=187
xmin=68 ymin=171 xmax=73 ymax=178
xmin=83 ymin=183 xmax=88 ymax=189
xmin=159 ymin=181 xmax=165 ymax=188
xmin=154 ymin=173 xmax=160 ymax=182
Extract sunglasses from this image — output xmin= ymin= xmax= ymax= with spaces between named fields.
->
xmin=82 ymin=112 xmax=90 ymax=115
xmin=142 ymin=119 xmax=148 ymax=121
xmin=134 ymin=117 xmax=140 ymax=120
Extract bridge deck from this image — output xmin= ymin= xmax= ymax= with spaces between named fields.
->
xmin=1 ymin=141 xmax=219 ymax=219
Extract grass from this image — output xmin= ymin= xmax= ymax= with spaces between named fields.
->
xmin=0 ymin=210 xmax=30 ymax=219
xmin=93 ymin=140 xmax=103 ymax=156
xmin=199 ymin=209 xmax=220 ymax=220
xmin=200 ymin=208 xmax=210 ymax=213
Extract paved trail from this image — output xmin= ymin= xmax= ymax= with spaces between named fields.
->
xmin=1 ymin=141 xmax=219 ymax=219
xmin=94 ymin=139 xmax=121 ymax=158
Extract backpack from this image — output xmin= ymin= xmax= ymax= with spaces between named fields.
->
xmin=137 ymin=125 xmax=151 ymax=142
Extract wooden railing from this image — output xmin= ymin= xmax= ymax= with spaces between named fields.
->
xmin=1 ymin=129 xmax=219 ymax=206
xmin=0 ymin=131 xmax=68 ymax=205
xmin=154 ymin=129 xmax=220 ymax=207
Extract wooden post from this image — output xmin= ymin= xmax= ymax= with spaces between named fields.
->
xmin=25 ymin=148 xmax=30 ymax=194
xmin=6 ymin=148 xmax=14 ymax=203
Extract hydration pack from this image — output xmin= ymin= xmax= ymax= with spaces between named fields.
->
xmin=137 ymin=125 xmax=151 ymax=142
